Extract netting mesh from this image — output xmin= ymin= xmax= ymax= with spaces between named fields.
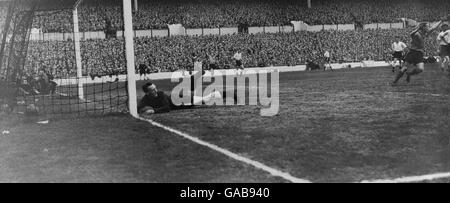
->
xmin=0 ymin=0 xmax=129 ymax=118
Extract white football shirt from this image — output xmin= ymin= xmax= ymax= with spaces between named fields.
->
xmin=233 ymin=52 xmax=242 ymax=61
xmin=392 ymin=41 xmax=407 ymax=52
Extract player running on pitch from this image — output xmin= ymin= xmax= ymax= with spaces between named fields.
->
xmin=391 ymin=15 xmax=450 ymax=85
xmin=391 ymin=38 xmax=407 ymax=72
xmin=437 ymin=23 xmax=450 ymax=73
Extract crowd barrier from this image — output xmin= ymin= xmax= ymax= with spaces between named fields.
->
xmin=30 ymin=31 xmax=107 ymax=41
xmin=55 ymin=60 xmax=391 ymax=86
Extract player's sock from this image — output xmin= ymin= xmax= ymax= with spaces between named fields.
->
xmin=394 ymin=64 xmax=400 ymax=72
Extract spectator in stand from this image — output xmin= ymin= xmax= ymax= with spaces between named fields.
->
xmin=27 ymin=0 xmax=449 ymax=33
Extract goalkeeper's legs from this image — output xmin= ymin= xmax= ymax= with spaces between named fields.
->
xmin=392 ymin=62 xmax=409 ymax=84
xmin=193 ymin=91 xmax=223 ymax=105
xmin=406 ymin=63 xmax=424 ymax=83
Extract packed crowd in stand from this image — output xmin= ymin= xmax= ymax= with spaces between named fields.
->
xmin=29 ymin=0 xmax=449 ymax=32
xmin=26 ymin=38 xmax=126 ymax=78
xmin=23 ymin=28 xmax=439 ymax=78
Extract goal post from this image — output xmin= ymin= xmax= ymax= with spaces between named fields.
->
xmin=123 ymin=0 xmax=138 ymax=118
xmin=72 ymin=0 xmax=138 ymax=117
xmin=72 ymin=5 xmax=83 ymax=100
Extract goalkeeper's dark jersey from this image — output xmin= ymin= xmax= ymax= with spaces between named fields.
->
xmin=138 ymin=91 xmax=195 ymax=114
xmin=410 ymin=31 xmax=425 ymax=52
xmin=138 ymin=91 xmax=174 ymax=114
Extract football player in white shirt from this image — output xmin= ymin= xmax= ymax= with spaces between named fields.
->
xmin=323 ymin=51 xmax=332 ymax=71
xmin=437 ymin=23 xmax=450 ymax=73
xmin=233 ymin=50 xmax=244 ymax=76
xmin=391 ymin=38 xmax=407 ymax=72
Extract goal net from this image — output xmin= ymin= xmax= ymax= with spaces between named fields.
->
xmin=0 ymin=0 xmax=134 ymax=119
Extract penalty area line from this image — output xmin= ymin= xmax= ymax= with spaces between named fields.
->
xmin=138 ymin=117 xmax=311 ymax=183
xmin=361 ymin=172 xmax=450 ymax=183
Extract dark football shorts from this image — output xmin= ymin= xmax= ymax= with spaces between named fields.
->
xmin=392 ymin=51 xmax=403 ymax=60
xmin=404 ymin=49 xmax=424 ymax=65
xmin=235 ymin=60 xmax=243 ymax=68
xmin=209 ymin=63 xmax=218 ymax=70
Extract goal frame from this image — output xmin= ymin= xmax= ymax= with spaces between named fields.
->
xmin=72 ymin=0 xmax=138 ymax=117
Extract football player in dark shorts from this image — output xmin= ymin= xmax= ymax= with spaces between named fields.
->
xmin=323 ymin=51 xmax=332 ymax=71
xmin=392 ymin=51 xmax=403 ymax=61
xmin=207 ymin=53 xmax=218 ymax=76
xmin=391 ymin=39 xmax=407 ymax=72
xmin=392 ymin=16 xmax=449 ymax=85
xmin=233 ymin=51 xmax=244 ymax=76
xmin=138 ymin=64 xmax=148 ymax=79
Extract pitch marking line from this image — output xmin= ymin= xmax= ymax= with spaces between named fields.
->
xmin=361 ymin=172 xmax=450 ymax=183
xmin=302 ymin=91 xmax=448 ymax=98
xmin=138 ymin=117 xmax=311 ymax=183
xmin=385 ymin=92 xmax=448 ymax=97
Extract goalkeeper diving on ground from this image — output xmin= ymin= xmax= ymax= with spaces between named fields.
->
xmin=138 ymin=82 xmax=236 ymax=115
